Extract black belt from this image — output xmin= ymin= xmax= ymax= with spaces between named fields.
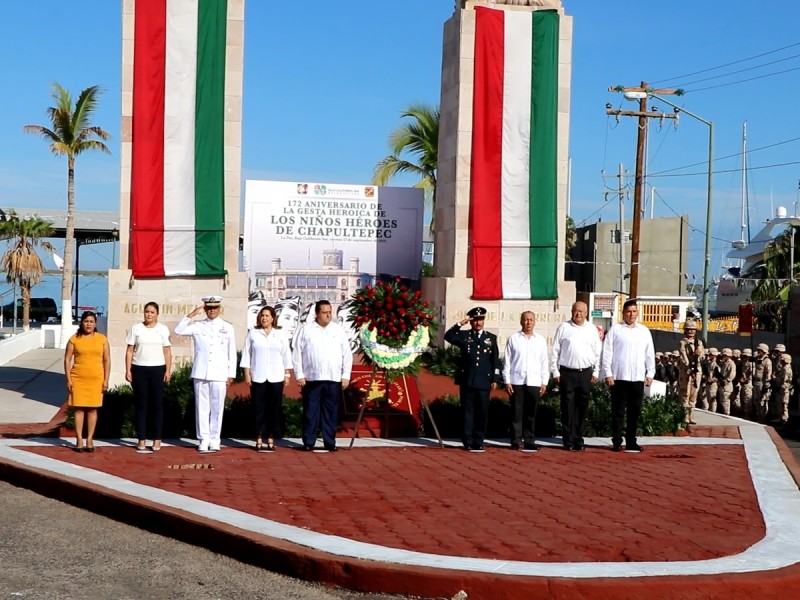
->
xmin=560 ymin=365 xmax=592 ymax=373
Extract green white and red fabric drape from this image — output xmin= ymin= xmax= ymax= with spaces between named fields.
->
xmin=131 ymin=0 xmax=227 ymax=277
xmin=470 ymin=7 xmax=560 ymax=300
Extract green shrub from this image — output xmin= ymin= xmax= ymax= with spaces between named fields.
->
xmin=422 ymin=383 xmax=685 ymax=440
xmin=421 ymin=345 xmax=461 ymax=377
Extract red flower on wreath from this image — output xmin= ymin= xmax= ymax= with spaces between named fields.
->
xmin=347 ymin=279 xmax=436 ymax=349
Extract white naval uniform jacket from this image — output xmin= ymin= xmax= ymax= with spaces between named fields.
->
xmin=174 ymin=315 xmax=237 ymax=382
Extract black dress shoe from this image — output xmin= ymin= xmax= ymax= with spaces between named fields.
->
xmin=611 ymin=445 xmax=622 ymax=452
xmin=563 ymin=443 xmax=573 ymax=451
xmin=323 ymin=444 xmax=338 ymax=452
xmin=625 ymin=443 xmax=644 ymax=453
xmin=300 ymin=445 xmax=314 ymax=452
xmin=510 ymin=442 xmax=520 ymax=451
xmin=469 ymin=444 xmax=486 ymax=453
xmin=522 ymin=443 xmax=539 ymax=452
xmin=571 ymin=444 xmax=585 ymax=452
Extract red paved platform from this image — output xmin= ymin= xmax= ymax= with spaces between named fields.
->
xmin=24 ymin=443 xmax=763 ymax=564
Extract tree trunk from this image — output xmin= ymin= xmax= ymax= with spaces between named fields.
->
xmin=21 ymin=283 xmax=31 ymax=332
xmin=59 ymin=156 xmax=75 ymax=347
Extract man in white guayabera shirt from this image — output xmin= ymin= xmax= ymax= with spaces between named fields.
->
xmin=292 ymin=300 xmax=353 ymax=452
xmin=550 ymin=301 xmax=601 ymax=451
xmin=601 ymin=300 xmax=656 ymax=453
xmin=503 ymin=311 xmax=549 ymax=452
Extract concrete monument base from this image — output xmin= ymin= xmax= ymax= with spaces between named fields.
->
xmin=105 ymin=269 xmax=249 ymax=387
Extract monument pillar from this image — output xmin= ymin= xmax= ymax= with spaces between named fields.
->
xmin=107 ymin=0 xmax=248 ymax=385
xmin=424 ymin=0 xmax=575 ymax=347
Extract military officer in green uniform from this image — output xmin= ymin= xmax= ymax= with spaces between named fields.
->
xmin=444 ymin=307 xmax=502 ymax=452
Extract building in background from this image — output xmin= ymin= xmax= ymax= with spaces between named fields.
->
xmin=568 ymin=216 xmax=689 ymax=297
xmin=253 ymin=251 xmax=372 ymax=306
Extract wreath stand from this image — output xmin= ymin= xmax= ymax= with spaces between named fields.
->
xmin=348 ymin=364 xmax=444 ymax=449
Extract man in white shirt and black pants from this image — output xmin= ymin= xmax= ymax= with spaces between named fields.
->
xmin=550 ymin=301 xmax=602 ymax=451
xmin=503 ymin=311 xmax=549 ymax=451
xmin=292 ymin=300 xmax=353 ymax=452
xmin=601 ymin=299 xmax=656 ymax=453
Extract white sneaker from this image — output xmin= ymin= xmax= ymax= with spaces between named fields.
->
xmin=198 ymin=441 xmax=210 ymax=453
xmin=209 ymin=442 xmax=220 ymax=452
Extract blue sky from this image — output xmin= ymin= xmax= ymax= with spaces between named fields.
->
xmin=1 ymin=0 xmax=799 ymax=279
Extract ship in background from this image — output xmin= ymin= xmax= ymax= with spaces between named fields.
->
xmin=707 ymin=123 xmax=800 ymax=315
xmin=716 ymin=206 xmax=800 ymax=314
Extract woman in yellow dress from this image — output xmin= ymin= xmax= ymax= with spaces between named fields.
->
xmin=64 ymin=311 xmax=110 ymax=452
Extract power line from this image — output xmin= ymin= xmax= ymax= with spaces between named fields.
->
xmin=650 ymin=159 xmax=800 ymax=179
xmin=651 ymin=41 xmax=800 ymax=85
xmin=670 ymin=52 xmax=800 ymax=89
xmin=648 ymin=136 xmax=800 ymax=177
xmin=651 ymin=188 xmax=733 ymax=244
xmin=687 ymin=64 xmax=800 ymax=93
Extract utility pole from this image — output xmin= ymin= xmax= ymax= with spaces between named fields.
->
xmin=618 ymin=162 xmax=626 ymax=295
xmin=607 ymin=82 xmax=680 ymax=298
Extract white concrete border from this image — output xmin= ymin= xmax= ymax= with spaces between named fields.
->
xmin=2 ymin=429 xmax=799 ymax=578
xmin=0 ymin=329 xmax=43 ymax=365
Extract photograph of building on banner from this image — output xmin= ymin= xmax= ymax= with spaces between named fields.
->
xmin=242 ymin=180 xmax=424 ymax=349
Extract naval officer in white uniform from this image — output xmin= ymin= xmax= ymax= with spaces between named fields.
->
xmin=174 ymin=296 xmax=237 ymax=452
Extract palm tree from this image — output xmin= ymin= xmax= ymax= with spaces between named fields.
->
xmin=750 ymin=227 xmax=796 ymax=303
xmin=24 ymin=84 xmax=110 ymax=344
xmin=0 ymin=212 xmax=55 ymax=331
xmin=565 ymin=216 xmax=577 ymax=259
xmin=372 ymin=103 xmax=439 ymax=233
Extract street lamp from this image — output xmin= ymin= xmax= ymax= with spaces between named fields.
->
xmin=648 ymin=93 xmax=714 ymax=342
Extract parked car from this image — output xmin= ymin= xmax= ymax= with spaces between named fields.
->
xmin=1 ymin=297 xmax=58 ymax=322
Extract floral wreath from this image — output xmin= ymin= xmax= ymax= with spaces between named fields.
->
xmin=348 ymin=278 xmax=436 ymax=376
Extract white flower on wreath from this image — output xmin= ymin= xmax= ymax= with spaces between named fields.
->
xmin=359 ymin=323 xmax=430 ymax=370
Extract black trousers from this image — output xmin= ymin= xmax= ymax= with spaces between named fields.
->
xmin=460 ymin=385 xmax=490 ymax=447
xmin=559 ymin=366 xmax=593 ymax=448
xmin=510 ymin=385 xmax=540 ymax=444
xmin=131 ymin=364 xmax=166 ymax=441
xmin=610 ymin=380 xmax=645 ymax=447
xmin=251 ymin=380 xmax=284 ymax=439
xmin=302 ymin=380 xmax=340 ymax=448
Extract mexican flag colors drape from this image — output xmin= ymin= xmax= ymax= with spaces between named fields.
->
xmin=470 ymin=7 xmax=560 ymax=300
xmin=130 ymin=0 xmax=227 ymax=278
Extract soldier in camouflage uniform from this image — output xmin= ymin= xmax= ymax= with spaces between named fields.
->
xmin=768 ymin=343 xmax=787 ymax=420
xmin=717 ymin=348 xmax=736 ymax=416
xmin=752 ymin=343 xmax=772 ymax=422
xmin=773 ymin=353 xmax=793 ymax=424
xmin=655 ymin=352 xmax=667 ymax=382
xmin=702 ymin=348 xmax=721 ymax=413
xmin=677 ymin=320 xmax=704 ymax=424
xmin=731 ymin=349 xmax=742 ymax=415
xmin=669 ymin=351 xmax=680 ymax=397
xmin=739 ymin=348 xmax=754 ymax=420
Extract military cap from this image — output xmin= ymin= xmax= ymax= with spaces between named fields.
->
xmin=709 ymin=348 xmax=719 ymax=356
xmin=775 ymin=343 xmax=786 ymax=352
xmin=671 ymin=350 xmax=679 ymax=357
xmin=202 ymin=295 xmax=223 ymax=308
xmin=467 ymin=306 xmax=487 ymax=320
xmin=742 ymin=348 xmax=752 ymax=357
xmin=782 ymin=353 xmax=792 ymax=363
xmin=722 ymin=348 xmax=732 ymax=357
xmin=684 ymin=319 xmax=698 ymax=330
xmin=756 ymin=343 xmax=769 ymax=353
xmin=732 ymin=349 xmax=741 ymax=357
xmin=655 ymin=352 xmax=663 ymax=358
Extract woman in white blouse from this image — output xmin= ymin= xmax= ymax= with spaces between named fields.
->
xmin=240 ymin=306 xmax=292 ymax=451
xmin=125 ymin=302 xmax=172 ymax=453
